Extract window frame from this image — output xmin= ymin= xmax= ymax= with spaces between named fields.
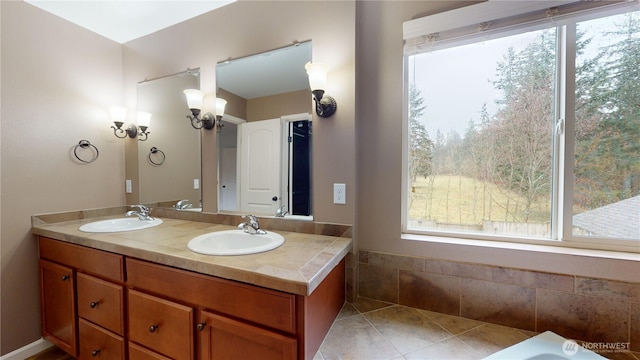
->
xmin=401 ymin=1 xmax=640 ymax=253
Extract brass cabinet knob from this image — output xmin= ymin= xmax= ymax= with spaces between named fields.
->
xmin=197 ymin=322 xmax=206 ymax=331
xmin=149 ymin=324 xmax=159 ymax=333
xmin=89 ymin=301 xmax=99 ymax=309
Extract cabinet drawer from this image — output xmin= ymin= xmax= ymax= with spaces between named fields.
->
xmin=127 ymin=258 xmax=296 ymax=333
xmin=128 ymin=289 xmax=194 ymax=360
xmin=78 ymin=319 xmax=125 ymax=360
xmin=77 ymin=273 xmax=124 ymax=335
xmin=39 ymin=237 xmax=124 ymax=282
xmin=129 ymin=343 xmax=172 ymax=360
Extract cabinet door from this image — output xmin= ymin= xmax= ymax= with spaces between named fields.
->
xmin=128 ymin=289 xmax=194 ymax=360
xmin=78 ymin=318 xmax=125 ymax=359
xmin=40 ymin=259 xmax=77 ymax=357
xmin=198 ymin=310 xmax=296 ymax=360
xmin=77 ymin=272 xmax=124 ymax=335
xmin=40 ymin=260 xmax=78 ymax=356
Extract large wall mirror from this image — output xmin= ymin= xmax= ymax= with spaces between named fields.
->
xmin=137 ymin=70 xmax=201 ymax=210
xmin=216 ymin=41 xmax=313 ymax=218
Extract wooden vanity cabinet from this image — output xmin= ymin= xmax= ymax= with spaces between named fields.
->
xmin=39 ymin=236 xmax=345 ymax=360
xmin=39 ymin=237 xmax=125 ymax=359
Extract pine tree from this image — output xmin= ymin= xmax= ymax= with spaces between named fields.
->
xmin=490 ymin=29 xmax=557 ymax=220
xmin=572 ymin=12 xmax=640 ymax=211
xmin=408 ymin=84 xmax=432 ymax=180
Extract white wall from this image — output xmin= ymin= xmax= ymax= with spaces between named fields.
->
xmin=0 ymin=0 xmax=356 ymax=355
xmin=0 ymin=2 xmax=124 ymax=354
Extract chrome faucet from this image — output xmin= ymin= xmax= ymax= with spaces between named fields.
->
xmin=175 ymin=199 xmax=193 ymax=210
xmin=237 ymin=215 xmax=267 ymax=235
xmin=275 ymin=205 xmax=288 ymax=218
xmin=126 ymin=205 xmax=154 ymax=221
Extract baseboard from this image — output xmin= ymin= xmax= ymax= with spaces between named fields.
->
xmin=0 ymin=339 xmax=53 ymax=360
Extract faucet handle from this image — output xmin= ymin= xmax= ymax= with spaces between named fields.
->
xmin=131 ymin=204 xmax=149 ymax=214
xmin=176 ymin=199 xmax=190 ymax=209
xmin=243 ymin=214 xmax=260 ymax=227
xmin=276 ymin=206 xmax=288 ymax=217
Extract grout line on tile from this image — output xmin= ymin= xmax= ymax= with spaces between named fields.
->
xmin=453 ymin=334 xmax=483 ymax=357
xmin=360 ymin=308 xmax=404 ymax=359
xmin=458 ymin=276 xmax=463 ymax=318
xmin=350 ymin=297 xmax=396 ymax=315
xmin=452 ymin=322 xmax=488 ymax=338
xmin=396 ymin=268 xmax=400 ymax=306
xmin=534 ymin=287 xmax=538 ymax=333
xmin=414 ymin=309 xmax=458 ymax=342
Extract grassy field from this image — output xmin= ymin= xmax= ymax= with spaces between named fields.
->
xmin=409 ymin=175 xmax=550 ymax=225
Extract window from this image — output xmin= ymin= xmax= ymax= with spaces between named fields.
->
xmin=403 ymin=1 xmax=640 ymax=252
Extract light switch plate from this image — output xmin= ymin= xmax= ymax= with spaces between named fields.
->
xmin=125 ymin=179 xmax=132 ymax=193
xmin=194 ymin=179 xmax=200 ymax=190
xmin=333 ymin=183 xmax=346 ymax=204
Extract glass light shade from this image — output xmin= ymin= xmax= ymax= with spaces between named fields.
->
xmin=109 ymin=106 xmax=127 ymax=123
xmin=305 ymin=62 xmax=328 ymax=91
xmin=202 ymin=93 xmax=216 ymax=114
xmin=215 ymin=98 xmax=227 ymax=116
xmin=183 ymin=89 xmax=203 ymax=110
xmin=137 ymin=112 xmax=152 ymax=127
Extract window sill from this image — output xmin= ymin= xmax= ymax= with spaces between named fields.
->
xmin=401 ymin=233 xmax=640 ymax=283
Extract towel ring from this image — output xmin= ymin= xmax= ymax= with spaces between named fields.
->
xmin=148 ymin=147 xmax=166 ymax=166
xmin=73 ymin=140 xmax=99 ymax=164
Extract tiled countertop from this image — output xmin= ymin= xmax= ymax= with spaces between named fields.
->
xmin=31 ymin=207 xmax=352 ymax=296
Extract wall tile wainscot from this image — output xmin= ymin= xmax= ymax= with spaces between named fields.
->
xmin=358 ymin=250 xmax=640 ymax=353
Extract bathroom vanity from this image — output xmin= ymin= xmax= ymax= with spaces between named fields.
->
xmin=33 ymin=209 xmax=351 ymax=360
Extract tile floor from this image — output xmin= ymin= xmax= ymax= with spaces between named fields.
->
xmin=314 ymin=297 xmax=640 ymax=360
xmin=29 ymin=297 xmax=640 ymax=360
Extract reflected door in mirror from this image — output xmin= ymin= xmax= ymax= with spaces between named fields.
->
xmin=239 ymin=119 xmax=281 ymax=214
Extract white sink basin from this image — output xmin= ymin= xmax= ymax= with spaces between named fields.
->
xmin=187 ymin=230 xmax=285 ymax=255
xmin=79 ymin=218 xmax=163 ymax=233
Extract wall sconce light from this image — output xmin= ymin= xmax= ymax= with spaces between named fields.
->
xmin=305 ymin=62 xmax=337 ymax=118
xmin=136 ymin=112 xmax=152 ymax=141
xmin=109 ymin=106 xmax=151 ymax=141
xmin=183 ymin=89 xmax=227 ymax=131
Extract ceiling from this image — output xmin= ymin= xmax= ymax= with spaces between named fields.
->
xmin=24 ymin=0 xmax=235 ymax=44
xmin=24 ymin=0 xmax=311 ymax=100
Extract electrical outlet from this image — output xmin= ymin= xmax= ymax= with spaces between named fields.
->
xmin=194 ymin=179 xmax=200 ymax=190
xmin=125 ymin=180 xmax=132 ymax=194
xmin=333 ymin=183 xmax=346 ymax=204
